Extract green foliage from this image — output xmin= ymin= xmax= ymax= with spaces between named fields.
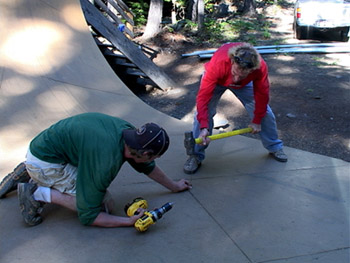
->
xmin=202 ymin=18 xmax=226 ymax=42
xmin=122 ymin=0 xmax=288 ymax=46
xmin=191 ymin=14 xmax=274 ymax=45
xmin=311 ymin=56 xmax=339 ymax=67
xmin=261 ymin=20 xmax=272 ymax=39
xmin=262 ymin=0 xmax=285 ymax=6
xmin=174 ymin=19 xmax=198 ymax=32
xmin=262 ymin=28 xmax=271 ymax=39
xmin=185 ymin=19 xmax=198 ymax=29
xmin=264 ymin=0 xmax=277 ymax=4
xmin=229 ymin=20 xmax=256 ymax=32
xmin=124 ymin=0 xmax=149 ymax=25
xmin=204 ymin=0 xmax=216 ymax=13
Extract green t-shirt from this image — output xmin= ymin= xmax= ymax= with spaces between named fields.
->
xmin=30 ymin=112 xmax=155 ymax=225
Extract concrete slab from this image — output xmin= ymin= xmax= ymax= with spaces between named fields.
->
xmin=190 ymin=166 xmax=349 ymax=262
xmin=0 ymin=0 xmax=349 ymax=263
xmin=270 ymin=248 xmax=350 ymax=263
xmin=0 ymin=184 xmax=250 ymax=263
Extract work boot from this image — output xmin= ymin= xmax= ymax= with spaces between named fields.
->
xmin=18 ymin=183 xmax=44 ymax=226
xmin=183 ymin=156 xmax=201 ymax=174
xmin=270 ymin=149 xmax=288 ymax=162
xmin=0 ymin=162 xmax=30 ymax=198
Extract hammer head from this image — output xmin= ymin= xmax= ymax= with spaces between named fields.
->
xmin=184 ymin=131 xmax=195 ymax=156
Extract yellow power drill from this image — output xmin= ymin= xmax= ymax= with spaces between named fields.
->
xmin=124 ymin=197 xmax=174 ymax=232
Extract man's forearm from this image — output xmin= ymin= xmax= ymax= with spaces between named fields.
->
xmin=147 ymin=166 xmax=178 ymax=192
xmin=91 ymin=212 xmax=135 ymax=228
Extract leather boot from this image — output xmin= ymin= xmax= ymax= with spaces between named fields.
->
xmin=0 ymin=162 xmax=30 ymax=198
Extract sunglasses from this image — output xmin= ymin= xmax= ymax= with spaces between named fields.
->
xmin=233 ymin=55 xmax=254 ymax=69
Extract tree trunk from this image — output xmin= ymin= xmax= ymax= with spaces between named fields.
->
xmin=242 ymin=0 xmax=257 ymax=17
xmin=197 ymin=0 xmax=204 ymax=31
xmin=171 ymin=0 xmax=177 ymax=24
xmin=142 ymin=0 xmax=163 ymax=40
xmin=192 ymin=0 xmax=199 ymax=21
xmin=186 ymin=0 xmax=198 ymax=21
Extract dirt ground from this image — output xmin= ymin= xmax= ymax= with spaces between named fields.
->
xmin=132 ymin=4 xmax=350 ymax=162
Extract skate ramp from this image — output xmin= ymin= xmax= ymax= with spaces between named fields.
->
xmin=0 ymin=1 xmax=349 ymax=263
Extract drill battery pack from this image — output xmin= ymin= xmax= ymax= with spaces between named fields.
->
xmin=124 ymin=197 xmax=148 ymax=217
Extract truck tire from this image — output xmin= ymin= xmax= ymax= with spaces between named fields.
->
xmin=340 ymin=27 xmax=349 ymax=42
xmin=295 ymin=24 xmax=309 ymax=40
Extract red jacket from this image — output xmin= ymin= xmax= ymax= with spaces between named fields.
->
xmin=196 ymin=43 xmax=270 ymax=128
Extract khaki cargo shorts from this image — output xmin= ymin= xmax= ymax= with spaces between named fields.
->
xmin=25 ymin=150 xmax=114 ymax=213
xmin=25 ymin=150 xmax=77 ymax=195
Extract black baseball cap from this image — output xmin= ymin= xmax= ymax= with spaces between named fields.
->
xmin=123 ymin=123 xmax=170 ymax=156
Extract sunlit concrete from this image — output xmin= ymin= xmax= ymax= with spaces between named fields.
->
xmin=0 ymin=0 xmax=349 ymax=263
xmin=1 ymin=19 xmax=73 ymax=76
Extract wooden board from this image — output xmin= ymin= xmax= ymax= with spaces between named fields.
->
xmin=81 ymin=0 xmax=177 ymax=90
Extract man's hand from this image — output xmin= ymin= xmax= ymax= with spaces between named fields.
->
xmin=248 ymin=123 xmax=261 ymax=134
xmin=147 ymin=166 xmax=192 ymax=193
xmin=129 ymin=208 xmax=146 ymax=225
xmin=199 ymin=128 xmax=210 ymax=145
xmin=171 ymin=179 xmax=192 ymax=192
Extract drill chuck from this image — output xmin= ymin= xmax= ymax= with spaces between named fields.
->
xmin=150 ymin=202 xmax=174 ymax=221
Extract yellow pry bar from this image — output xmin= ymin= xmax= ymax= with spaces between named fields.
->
xmin=195 ymin=127 xmax=253 ymax=144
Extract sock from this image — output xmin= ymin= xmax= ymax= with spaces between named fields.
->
xmin=33 ymin=186 xmax=51 ymax=203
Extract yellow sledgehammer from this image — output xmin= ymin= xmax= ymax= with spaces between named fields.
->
xmin=184 ymin=128 xmax=253 ymax=155
xmin=195 ymin=127 xmax=253 ymax=144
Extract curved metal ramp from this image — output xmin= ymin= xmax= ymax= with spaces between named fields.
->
xmin=0 ymin=1 xmax=349 ymax=263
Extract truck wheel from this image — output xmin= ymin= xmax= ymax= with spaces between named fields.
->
xmin=295 ymin=24 xmax=308 ymax=40
xmin=340 ymin=27 xmax=349 ymax=42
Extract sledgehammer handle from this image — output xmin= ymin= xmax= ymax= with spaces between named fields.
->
xmin=195 ymin=128 xmax=253 ymax=144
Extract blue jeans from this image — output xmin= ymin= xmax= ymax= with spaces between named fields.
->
xmin=192 ymin=82 xmax=283 ymax=161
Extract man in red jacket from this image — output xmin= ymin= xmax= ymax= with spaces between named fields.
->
xmin=184 ymin=42 xmax=287 ymax=174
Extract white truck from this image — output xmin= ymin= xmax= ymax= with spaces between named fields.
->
xmin=293 ymin=0 xmax=350 ymax=41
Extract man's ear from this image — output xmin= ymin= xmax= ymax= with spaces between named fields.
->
xmin=142 ymin=151 xmax=151 ymax=157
